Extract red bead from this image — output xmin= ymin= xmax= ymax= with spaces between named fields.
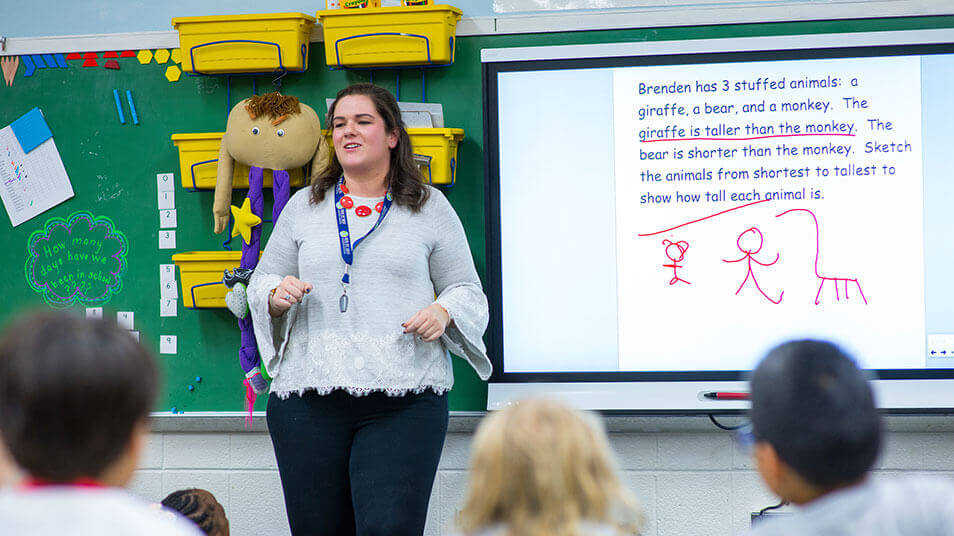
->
xmin=355 ymin=205 xmax=372 ymax=217
xmin=341 ymin=183 xmax=349 ymax=194
xmin=375 ymin=201 xmax=384 ymax=213
xmin=340 ymin=196 xmax=354 ymax=209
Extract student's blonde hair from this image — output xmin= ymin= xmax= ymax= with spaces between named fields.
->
xmin=457 ymin=398 xmax=642 ymax=536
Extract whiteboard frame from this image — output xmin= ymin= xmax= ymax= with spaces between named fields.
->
xmin=481 ymin=28 xmax=954 ymax=63
xmin=483 ymin=28 xmax=954 ymax=412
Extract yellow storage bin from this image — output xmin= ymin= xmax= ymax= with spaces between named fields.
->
xmin=323 ymin=127 xmax=463 ymax=185
xmin=171 ymin=133 xmax=305 ymax=190
xmin=171 ymin=13 xmax=316 ymax=74
xmin=315 ymin=6 xmax=461 ymax=68
xmin=407 ymin=128 xmax=463 ymax=185
xmin=172 ymin=251 xmax=242 ymax=308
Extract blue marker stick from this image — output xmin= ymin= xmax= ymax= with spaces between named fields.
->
xmin=113 ymin=89 xmax=125 ymax=124
xmin=125 ymin=90 xmax=139 ymax=125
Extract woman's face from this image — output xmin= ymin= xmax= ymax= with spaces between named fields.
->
xmin=331 ymin=94 xmax=397 ymax=177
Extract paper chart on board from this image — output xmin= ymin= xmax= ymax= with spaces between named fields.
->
xmin=0 ymin=108 xmax=74 ymax=227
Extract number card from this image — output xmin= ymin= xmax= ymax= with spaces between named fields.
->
xmin=159 ymin=335 xmax=177 ymax=354
xmin=160 ymin=209 xmax=177 ymax=229
xmin=156 ymin=172 xmax=175 ymax=192
xmin=117 ymin=311 xmax=134 ymax=330
xmin=159 ymin=230 xmax=176 ymax=249
xmin=159 ymin=264 xmax=176 ymax=284
xmin=160 ymin=298 xmax=178 ymax=317
xmin=158 ymin=191 xmax=175 ymax=210
xmin=161 ymin=279 xmax=178 ymax=299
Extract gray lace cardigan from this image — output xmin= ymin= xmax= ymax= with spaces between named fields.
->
xmin=247 ymin=186 xmax=492 ymax=398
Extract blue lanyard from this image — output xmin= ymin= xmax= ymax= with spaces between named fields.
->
xmin=334 ymin=177 xmax=393 ymax=312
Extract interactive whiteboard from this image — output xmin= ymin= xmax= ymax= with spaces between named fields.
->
xmin=482 ymin=29 xmax=954 ymax=411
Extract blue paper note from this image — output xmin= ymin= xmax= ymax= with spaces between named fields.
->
xmin=10 ymin=108 xmax=53 ymax=154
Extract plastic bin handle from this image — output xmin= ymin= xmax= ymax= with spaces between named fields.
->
xmin=412 ymin=153 xmax=432 ymax=166
xmin=334 ymin=32 xmax=430 ymax=67
xmin=189 ymin=281 xmax=224 ymax=309
xmin=413 ymin=153 xmax=433 ymax=184
xmin=190 ymin=158 xmax=219 ymax=190
xmin=190 ymin=40 xmax=284 ymax=74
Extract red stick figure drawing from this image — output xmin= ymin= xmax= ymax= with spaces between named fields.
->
xmin=724 ymin=227 xmax=784 ymax=304
xmin=662 ymin=239 xmax=691 ymax=285
xmin=776 ymin=208 xmax=867 ymax=306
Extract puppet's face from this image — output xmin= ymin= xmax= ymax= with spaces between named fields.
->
xmin=223 ymin=99 xmax=322 ymax=171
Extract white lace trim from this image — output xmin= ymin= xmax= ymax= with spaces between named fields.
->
xmin=436 ymin=284 xmax=492 ymax=380
xmin=268 ymin=328 xmax=454 ymax=397
xmin=271 ymin=384 xmax=449 ymax=399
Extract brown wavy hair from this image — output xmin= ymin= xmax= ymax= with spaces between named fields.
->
xmin=310 ymin=83 xmax=428 ymax=211
xmin=245 ymin=92 xmax=300 ymax=119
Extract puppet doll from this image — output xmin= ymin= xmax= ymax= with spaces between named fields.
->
xmin=212 ymin=93 xmax=330 ymax=404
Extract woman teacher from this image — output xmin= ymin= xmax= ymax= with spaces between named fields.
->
xmin=248 ymin=83 xmax=491 ymax=535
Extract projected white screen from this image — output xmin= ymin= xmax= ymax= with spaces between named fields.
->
xmin=496 ymin=50 xmax=954 ymax=374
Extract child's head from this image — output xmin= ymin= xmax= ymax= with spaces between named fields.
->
xmin=0 ymin=310 xmax=158 ymax=484
xmin=750 ymin=339 xmax=881 ymax=503
xmin=458 ymin=398 xmax=642 ymax=536
xmin=161 ymin=488 xmax=230 ymax=536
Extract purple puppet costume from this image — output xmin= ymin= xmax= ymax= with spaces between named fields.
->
xmin=211 ymin=93 xmax=330 ymax=414
xmin=230 ymin=167 xmax=290 ymax=398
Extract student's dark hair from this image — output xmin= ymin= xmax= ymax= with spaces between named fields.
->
xmin=310 ymin=83 xmax=429 ymax=211
xmin=162 ymin=488 xmax=230 ymax=536
xmin=0 ymin=310 xmax=159 ymax=482
xmin=750 ymin=340 xmax=881 ymax=489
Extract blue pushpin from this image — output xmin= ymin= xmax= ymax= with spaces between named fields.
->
xmin=188 ymin=384 xmax=195 ymax=392
xmin=171 ymin=407 xmax=178 ymax=414
xmin=195 ymin=376 xmax=202 ymax=383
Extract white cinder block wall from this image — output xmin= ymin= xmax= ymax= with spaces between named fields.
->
xmin=133 ymin=416 xmax=954 ymax=536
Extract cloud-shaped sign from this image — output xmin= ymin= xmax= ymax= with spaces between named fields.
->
xmin=25 ymin=212 xmax=128 ymax=307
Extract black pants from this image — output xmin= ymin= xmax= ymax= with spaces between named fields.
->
xmin=267 ymin=389 xmax=448 ymax=536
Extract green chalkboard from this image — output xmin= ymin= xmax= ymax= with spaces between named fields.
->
xmin=1 ymin=14 xmax=952 ymax=412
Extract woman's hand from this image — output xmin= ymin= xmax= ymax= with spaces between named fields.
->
xmin=403 ymin=303 xmax=451 ymax=342
xmin=269 ymin=276 xmax=313 ymax=318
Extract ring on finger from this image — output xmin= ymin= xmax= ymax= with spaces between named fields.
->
xmin=284 ymin=294 xmax=292 ymax=301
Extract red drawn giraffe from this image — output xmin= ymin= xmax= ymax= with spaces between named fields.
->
xmin=776 ymin=208 xmax=867 ymax=306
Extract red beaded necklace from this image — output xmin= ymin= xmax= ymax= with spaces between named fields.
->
xmin=340 ymin=183 xmax=384 ymax=217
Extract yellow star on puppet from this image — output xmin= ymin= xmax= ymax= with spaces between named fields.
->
xmin=230 ymin=198 xmax=262 ymax=245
